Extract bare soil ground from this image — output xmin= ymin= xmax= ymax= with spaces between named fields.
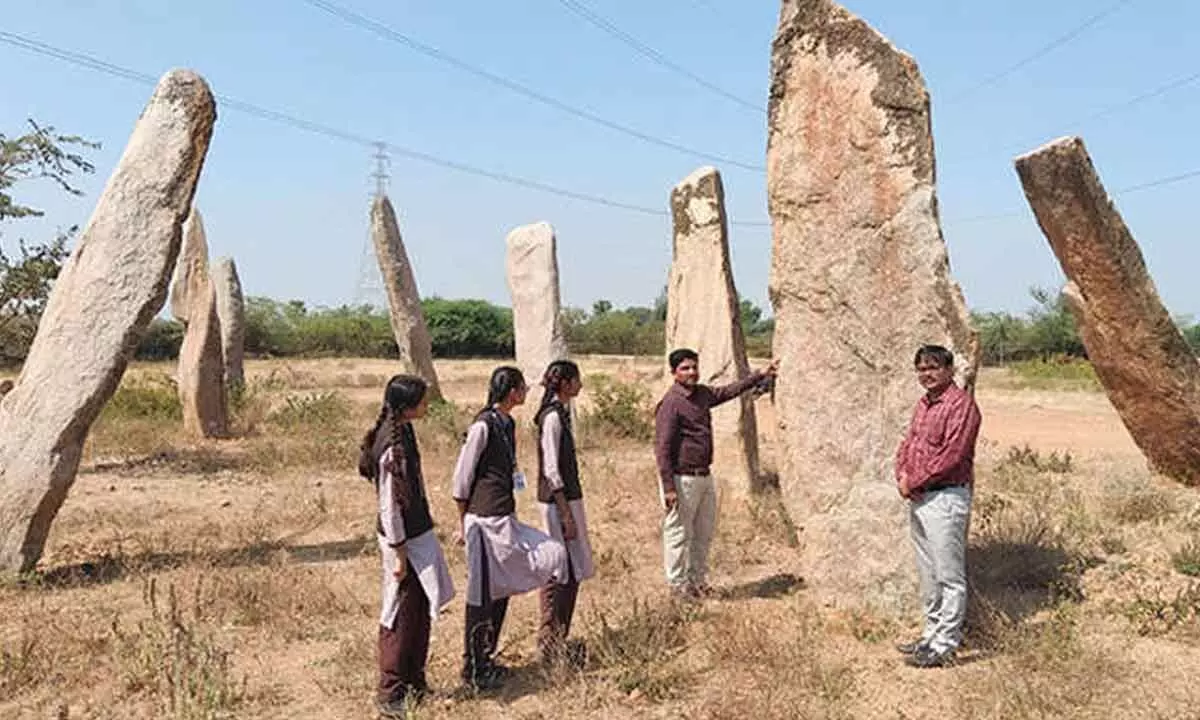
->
xmin=2 ymin=358 xmax=1199 ymax=719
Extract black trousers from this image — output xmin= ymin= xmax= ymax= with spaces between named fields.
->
xmin=378 ymin=563 xmax=431 ymax=703
xmin=463 ymin=537 xmax=509 ymax=677
xmin=538 ymin=553 xmax=579 ymax=658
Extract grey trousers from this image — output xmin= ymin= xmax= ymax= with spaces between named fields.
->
xmin=661 ymin=474 xmax=717 ymax=588
xmin=909 ymin=485 xmax=972 ymax=654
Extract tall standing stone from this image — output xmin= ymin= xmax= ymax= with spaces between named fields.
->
xmin=0 ymin=70 xmax=216 ymax=574
xmin=213 ymin=257 xmax=246 ymax=389
xmin=1016 ymin=137 xmax=1200 ymax=486
xmin=766 ymin=0 xmax=979 ymax=610
xmin=172 ymin=209 xmax=228 ymax=438
xmin=506 ymin=222 xmax=568 ymax=380
xmin=666 ymin=166 xmax=762 ymax=496
xmin=370 ymin=195 xmax=442 ymax=400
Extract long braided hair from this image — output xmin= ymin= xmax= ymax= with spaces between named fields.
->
xmin=536 ymin=360 xmax=580 ymax=429
xmin=481 ymin=365 xmax=526 ymax=415
xmin=357 ymin=374 xmax=428 ymax=494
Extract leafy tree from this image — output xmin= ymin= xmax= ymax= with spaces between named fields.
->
xmin=422 ymin=297 xmax=513 ymax=357
xmin=1 ymin=120 xmax=98 ymax=221
xmin=592 ymin=299 xmax=613 ymax=317
xmin=0 ymin=120 xmax=98 ymax=365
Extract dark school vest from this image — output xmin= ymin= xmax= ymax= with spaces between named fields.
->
xmin=373 ymin=421 xmax=434 ymax=541
xmin=536 ymin=402 xmax=583 ymax=504
xmin=465 ymin=409 xmax=517 ymax=518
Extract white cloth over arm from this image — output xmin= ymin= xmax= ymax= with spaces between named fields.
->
xmin=377 ymin=446 xmax=406 ymax=546
xmin=376 ymin=446 xmax=455 ymax=626
xmin=540 ymin=411 xmax=564 ymax=492
xmin=452 ymin=420 xmax=489 ymax=500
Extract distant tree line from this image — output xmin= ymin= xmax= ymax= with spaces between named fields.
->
xmin=128 ymin=292 xmax=777 ymax=362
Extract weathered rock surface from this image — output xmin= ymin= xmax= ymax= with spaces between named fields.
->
xmin=766 ymin=0 xmax=979 ymax=610
xmin=1016 ymin=136 xmax=1200 ymax=485
xmin=0 ymin=380 xmax=12 ymax=398
xmin=173 ymin=209 xmax=228 ymax=438
xmin=0 ymin=70 xmax=216 ymax=574
xmin=666 ymin=166 xmax=762 ymax=496
xmin=506 ymin=222 xmax=568 ymax=380
xmin=170 ymin=209 xmax=209 ymax=323
xmin=212 ymin=257 xmax=246 ymax=389
xmin=371 ymin=195 xmax=442 ymax=399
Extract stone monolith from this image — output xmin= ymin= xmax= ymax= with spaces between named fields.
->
xmin=0 ymin=70 xmax=216 ymax=574
xmin=1015 ymin=136 xmax=1200 ymax=486
xmin=506 ymin=222 xmax=568 ymax=380
xmin=666 ymin=166 xmax=762 ymax=496
xmin=766 ymin=0 xmax=980 ymax=610
xmin=213 ymin=257 xmax=246 ymax=389
xmin=173 ymin=210 xmax=228 ymax=438
xmin=371 ymin=195 xmax=442 ymax=399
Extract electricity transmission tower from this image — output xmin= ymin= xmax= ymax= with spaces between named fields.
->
xmin=353 ymin=143 xmax=390 ymax=308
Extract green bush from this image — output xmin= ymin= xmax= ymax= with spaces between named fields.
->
xmin=100 ymin=373 xmax=182 ymax=422
xmin=135 ymin=318 xmax=184 ymax=361
xmin=583 ymin=374 xmax=653 ymax=440
xmin=1009 ymin=357 xmax=1099 ymax=389
xmin=1172 ymin=539 xmax=1200 ymax=577
xmin=267 ymin=391 xmax=351 ymax=431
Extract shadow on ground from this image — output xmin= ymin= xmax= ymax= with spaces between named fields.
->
xmin=30 ymin=535 xmax=375 ymax=589
xmin=719 ymin=572 xmax=806 ymax=601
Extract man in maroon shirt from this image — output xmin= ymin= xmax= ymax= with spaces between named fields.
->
xmin=654 ymin=348 xmax=777 ymax=599
xmin=894 ymin=344 xmax=982 ymax=668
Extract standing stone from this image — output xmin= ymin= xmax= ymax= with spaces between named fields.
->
xmin=0 ymin=70 xmax=216 ymax=574
xmin=212 ymin=257 xmax=246 ymax=389
xmin=1016 ymin=137 xmax=1200 ymax=486
xmin=766 ymin=0 xmax=979 ymax=610
xmin=666 ymin=166 xmax=762 ymax=496
xmin=506 ymin=222 xmax=568 ymax=380
xmin=173 ymin=209 xmax=228 ymax=438
xmin=370 ymin=195 xmax=442 ymax=400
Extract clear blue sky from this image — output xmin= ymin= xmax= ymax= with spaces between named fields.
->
xmin=2 ymin=0 xmax=1198 ymax=318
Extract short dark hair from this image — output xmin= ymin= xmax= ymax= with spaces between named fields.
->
xmin=668 ymin=348 xmax=699 ymax=371
xmin=914 ymin=345 xmax=954 ymax=368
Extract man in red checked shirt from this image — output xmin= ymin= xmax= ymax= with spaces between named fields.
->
xmin=894 ymin=345 xmax=981 ymax=668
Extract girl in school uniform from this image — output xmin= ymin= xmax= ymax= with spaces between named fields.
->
xmin=358 ymin=374 xmax=455 ymax=716
xmin=451 ymin=366 xmax=568 ymax=690
xmin=534 ymin=360 xmax=595 ymax=667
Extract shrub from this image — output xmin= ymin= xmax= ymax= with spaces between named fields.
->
xmin=111 ymin=579 xmax=245 ymax=718
xmin=582 ymin=374 xmax=653 ymax=440
xmin=1009 ymin=357 xmax=1099 ymax=389
xmin=1172 ymin=538 xmax=1200 ymax=577
xmin=266 ymin=391 xmax=351 ymax=431
xmin=997 ymin=444 xmax=1074 ymax=474
xmin=100 ymin=372 xmax=182 ymax=423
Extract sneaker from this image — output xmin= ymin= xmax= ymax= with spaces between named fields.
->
xmin=904 ymin=645 xmax=956 ymax=669
xmin=894 ymin=638 xmax=928 ymax=655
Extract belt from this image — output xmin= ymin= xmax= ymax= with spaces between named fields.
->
xmin=676 ymin=468 xmax=710 ymax=477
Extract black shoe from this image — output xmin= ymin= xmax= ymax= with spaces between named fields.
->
xmin=461 ymin=663 xmax=506 ymax=691
xmin=904 ymin=645 xmax=956 ymax=668
xmin=895 ymin=638 xmax=928 ymax=655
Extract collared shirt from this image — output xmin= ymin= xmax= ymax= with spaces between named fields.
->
xmin=895 ymin=383 xmax=982 ymax=492
xmin=653 ymin=373 xmax=763 ymax=490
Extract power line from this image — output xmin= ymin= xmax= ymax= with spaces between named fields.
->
xmin=942 ymin=164 xmax=1200 ymax=226
xmin=296 ymin=0 xmax=766 ymax=172
xmin=0 ymin=30 xmax=729 ymax=223
xmin=1069 ymin=69 xmax=1200 ymax=128
xmin=552 ymin=0 xmax=763 ymax=114
xmin=946 ymin=0 xmax=1136 ymax=104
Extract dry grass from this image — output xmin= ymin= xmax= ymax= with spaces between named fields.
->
xmin=4 ymin=358 xmax=1200 ymax=719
